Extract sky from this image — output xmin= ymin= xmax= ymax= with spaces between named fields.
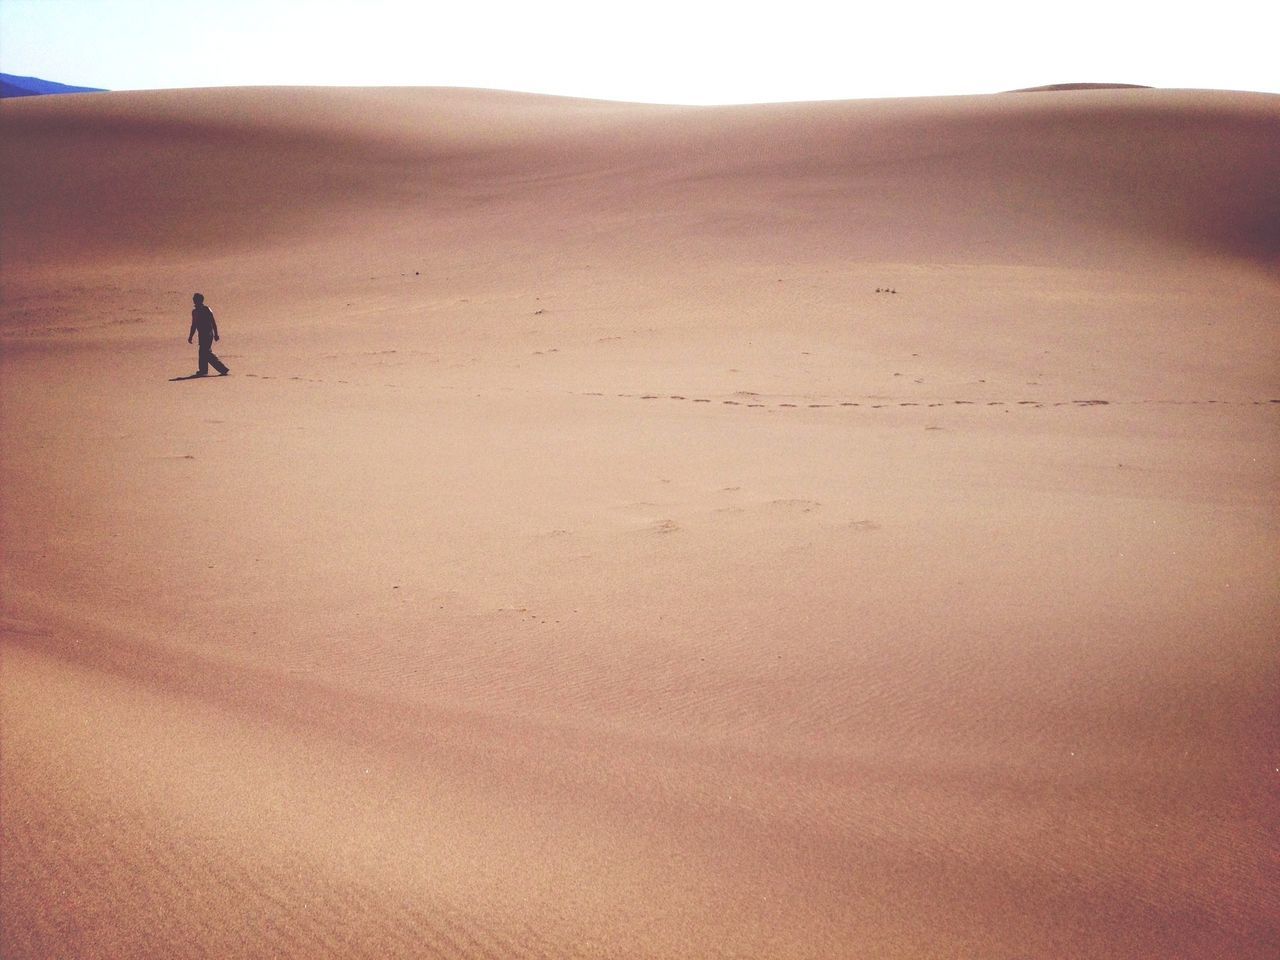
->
xmin=2 ymin=0 xmax=1277 ymax=105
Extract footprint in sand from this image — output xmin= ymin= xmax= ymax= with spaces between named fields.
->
xmin=768 ymin=499 xmax=821 ymax=513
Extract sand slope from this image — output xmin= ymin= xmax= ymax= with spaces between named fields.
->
xmin=2 ymin=86 xmax=1278 ymax=958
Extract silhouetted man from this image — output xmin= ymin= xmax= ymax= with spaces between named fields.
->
xmin=188 ymin=293 xmax=229 ymax=376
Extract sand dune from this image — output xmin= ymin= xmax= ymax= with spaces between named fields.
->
xmin=2 ymin=85 xmax=1278 ymax=958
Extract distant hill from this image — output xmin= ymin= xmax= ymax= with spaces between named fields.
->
xmin=1008 ymin=82 xmax=1153 ymax=93
xmin=1 ymin=72 xmax=107 ymax=98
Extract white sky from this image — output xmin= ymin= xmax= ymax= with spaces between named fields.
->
xmin=2 ymin=0 xmax=1277 ymax=104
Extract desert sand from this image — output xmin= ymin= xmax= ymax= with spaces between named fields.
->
xmin=1 ymin=84 xmax=1278 ymax=958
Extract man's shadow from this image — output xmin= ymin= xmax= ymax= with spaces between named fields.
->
xmin=169 ymin=373 xmax=228 ymax=381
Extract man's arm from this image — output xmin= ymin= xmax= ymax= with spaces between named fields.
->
xmin=188 ymin=311 xmax=196 ymax=344
xmin=211 ymin=311 xmax=219 ymax=342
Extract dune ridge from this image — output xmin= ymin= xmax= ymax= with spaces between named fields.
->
xmin=2 ymin=86 xmax=1278 ymax=958
xmin=3 ymin=86 xmax=1278 ymax=271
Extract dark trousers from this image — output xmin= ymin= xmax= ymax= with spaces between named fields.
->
xmin=198 ymin=335 xmax=228 ymax=375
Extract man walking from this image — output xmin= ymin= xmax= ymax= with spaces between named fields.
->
xmin=188 ymin=293 xmax=229 ymax=376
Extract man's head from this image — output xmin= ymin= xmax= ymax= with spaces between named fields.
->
xmin=193 ymin=293 xmax=204 ymax=305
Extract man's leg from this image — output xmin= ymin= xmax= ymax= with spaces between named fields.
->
xmin=207 ymin=350 xmax=229 ymax=375
xmin=197 ymin=338 xmax=211 ymax=375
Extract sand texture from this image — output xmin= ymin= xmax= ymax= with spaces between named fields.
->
xmin=2 ymin=85 xmax=1278 ymax=958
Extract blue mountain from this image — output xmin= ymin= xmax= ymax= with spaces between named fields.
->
xmin=1 ymin=72 xmax=107 ymax=98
